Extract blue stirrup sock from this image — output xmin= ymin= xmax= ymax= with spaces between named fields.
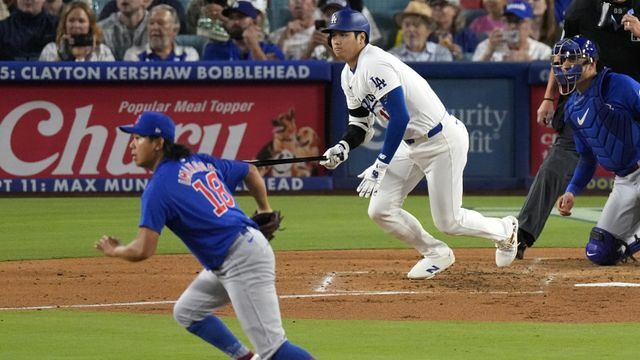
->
xmin=187 ymin=315 xmax=252 ymax=359
xmin=272 ymin=340 xmax=314 ymax=360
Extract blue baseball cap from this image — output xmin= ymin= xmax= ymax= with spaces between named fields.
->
xmin=119 ymin=112 xmax=176 ymax=142
xmin=504 ymin=0 xmax=533 ymax=20
xmin=223 ymin=1 xmax=258 ymax=19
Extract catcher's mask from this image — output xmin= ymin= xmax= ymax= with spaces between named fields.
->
xmin=551 ymin=36 xmax=599 ymax=95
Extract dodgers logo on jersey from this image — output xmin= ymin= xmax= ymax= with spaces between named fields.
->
xmin=369 ymin=76 xmax=387 ymax=90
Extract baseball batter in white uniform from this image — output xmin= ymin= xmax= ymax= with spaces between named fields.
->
xmin=320 ymin=7 xmax=519 ymax=279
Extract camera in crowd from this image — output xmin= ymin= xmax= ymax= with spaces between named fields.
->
xmin=69 ymin=33 xmax=94 ymax=47
xmin=58 ymin=33 xmax=94 ymax=61
xmin=502 ymin=29 xmax=520 ymax=45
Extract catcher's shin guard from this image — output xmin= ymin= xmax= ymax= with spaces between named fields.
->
xmin=585 ymin=227 xmax=636 ymax=265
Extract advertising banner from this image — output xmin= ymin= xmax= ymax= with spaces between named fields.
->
xmin=0 ymin=83 xmax=328 ymax=193
xmin=347 ymin=78 xmax=516 ymax=178
xmin=0 ymin=62 xmax=330 ymax=82
xmin=528 ymin=85 xmax=560 ymax=176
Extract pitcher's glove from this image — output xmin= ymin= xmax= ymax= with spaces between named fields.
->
xmin=251 ymin=211 xmax=283 ymax=241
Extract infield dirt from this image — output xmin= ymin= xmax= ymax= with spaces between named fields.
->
xmin=2 ymin=248 xmax=639 ymax=322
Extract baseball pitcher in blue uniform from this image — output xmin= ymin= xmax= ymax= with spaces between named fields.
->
xmin=95 ymin=112 xmax=313 ymax=360
xmin=552 ymin=36 xmax=640 ymax=265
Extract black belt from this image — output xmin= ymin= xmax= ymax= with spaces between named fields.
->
xmin=618 ymin=163 xmax=640 ymax=177
xmin=404 ymin=122 xmax=443 ymax=145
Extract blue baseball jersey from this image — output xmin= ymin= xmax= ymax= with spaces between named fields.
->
xmin=564 ymin=68 xmax=640 ymax=194
xmin=203 ymin=40 xmax=285 ymax=61
xmin=139 ymin=153 xmax=257 ymax=269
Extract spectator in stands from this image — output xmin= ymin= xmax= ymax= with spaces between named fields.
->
xmin=202 ymin=0 xmax=283 ymax=60
xmin=389 ymin=1 xmax=452 ymax=62
xmin=40 ymin=1 xmax=114 ymax=61
xmin=251 ymin=0 xmax=269 ymax=34
xmin=300 ymin=0 xmax=343 ymax=60
xmin=269 ymin=0 xmax=316 ymax=60
xmin=187 ymin=0 xmax=268 ymax=36
xmin=187 ymin=0 xmax=229 ymax=40
xmin=0 ymin=0 xmax=10 ymax=20
xmin=0 ymin=0 xmax=58 ymax=60
xmin=472 ymin=0 xmax=551 ymax=61
xmin=554 ymin=0 xmax=571 ymax=26
xmin=99 ymin=0 xmax=187 ymax=33
xmin=426 ymin=0 xmax=479 ymax=60
xmin=468 ymin=0 xmax=507 ymax=37
xmin=99 ymin=0 xmax=149 ymax=60
xmin=124 ymin=4 xmax=198 ymax=60
xmin=346 ymin=0 xmax=382 ymax=45
xmin=529 ymin=0 xmax=559 ymax=46
xmin=43 ymin=0 xmax=64 ymax=16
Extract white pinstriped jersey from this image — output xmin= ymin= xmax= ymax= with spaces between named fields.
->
xmin=340 ymin=44 xmax=448 ymax=140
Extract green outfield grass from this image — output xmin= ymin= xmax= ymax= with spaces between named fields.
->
xmin=0 ymin=311 xmax=635 ymax=360
xmin=1 ymin=195 xmax=628 ymax=359
xmin=0 ymin=195 xmax=607 ymax=261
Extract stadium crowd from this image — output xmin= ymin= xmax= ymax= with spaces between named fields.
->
xmin=0 ymin=0 xmax=570 ymax=62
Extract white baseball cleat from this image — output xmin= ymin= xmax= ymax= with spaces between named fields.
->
xmin=495 ymin=216 xmax=518 ymax=267
xmin=407 ymin=248 xmax=455 ymax=279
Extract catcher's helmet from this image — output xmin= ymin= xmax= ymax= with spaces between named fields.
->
xmin=551 ymin=35 xmax=599 ymax=95
xmin=321 ymin=7 xmax=370 ymax=42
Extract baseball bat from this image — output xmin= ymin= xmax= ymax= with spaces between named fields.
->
xmin=245 ymin=156 xmax=327 ymax=167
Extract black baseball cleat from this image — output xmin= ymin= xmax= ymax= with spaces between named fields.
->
xmin=516 ymin=241 xmax=527 ymax=260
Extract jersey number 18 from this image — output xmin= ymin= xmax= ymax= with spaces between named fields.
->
xmin=192 ymin=171 xmax=235 ymax=216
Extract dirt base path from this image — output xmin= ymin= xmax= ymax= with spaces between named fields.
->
xmin=2 ymin=248 xmax=639 ymax=322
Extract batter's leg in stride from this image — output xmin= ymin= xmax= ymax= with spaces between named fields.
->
xmin=319 ymin=7 xmax=519 ymax=280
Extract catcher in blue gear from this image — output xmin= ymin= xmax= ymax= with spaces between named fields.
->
xmin=553 ymin=36 xmax=640 ymax=265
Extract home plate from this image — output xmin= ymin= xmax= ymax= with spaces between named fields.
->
xmin=575 ymin=282 xmax=640 ymax=287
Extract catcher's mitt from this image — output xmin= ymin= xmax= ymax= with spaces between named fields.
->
xmin=251 ymin=211 xmax=283 ymax=241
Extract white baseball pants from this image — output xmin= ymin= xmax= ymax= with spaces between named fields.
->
xmin=368 ymin=115 xmax=512 ymax=257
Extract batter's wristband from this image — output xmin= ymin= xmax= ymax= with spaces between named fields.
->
xmin=543 ymin=97 xmax=554 ymax=102
xmin=342 ymin=124 xmax=366 ymax=150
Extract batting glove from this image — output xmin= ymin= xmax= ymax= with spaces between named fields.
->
xmin=357 ymin=158 xmax=388 ymax=198
xmin=320 ymin=140 xmax=349 ymax=170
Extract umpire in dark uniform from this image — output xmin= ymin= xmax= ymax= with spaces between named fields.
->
xmin=517 ymin=0 xmax=640 ymax=258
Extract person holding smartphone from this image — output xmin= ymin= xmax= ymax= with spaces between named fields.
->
xmin=40 ymin=0 xmax=115 ymax=61
xmin=300 ymin=0 xmax=345 ymax=60
xmin=472 ymin=0 xmax=551 ymax=61
xmin=202 ymin=1 xmax=283 ymax=61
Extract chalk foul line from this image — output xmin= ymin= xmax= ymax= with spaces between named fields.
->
xmin=574 ymin=282 xmax=640 ymax=287
xmin=0 ymin=290 xmax=545 ymax=311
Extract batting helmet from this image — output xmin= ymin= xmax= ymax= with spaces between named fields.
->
xmin=551 ymin=35 xmax=599 ymax=95
xmin=321 ymin=7 xmax=370 ymax=42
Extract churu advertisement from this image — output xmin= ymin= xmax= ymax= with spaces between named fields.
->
xmin=0 ymin=83 xmax=326 ymax=194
